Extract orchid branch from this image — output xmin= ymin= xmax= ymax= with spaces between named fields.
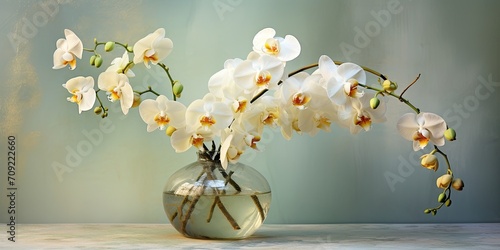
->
xmin=158 ymin=63 xmax=178 ymax=101
xmin=135 ymin=86 xmax=161 ymax=96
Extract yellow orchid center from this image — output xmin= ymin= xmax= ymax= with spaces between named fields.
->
xmin=154 ymin=112 xmax=170 ymax=129
xmin=68 ymin=90 xmax=82 ymax=104
xmin=191 ymin=134 xmax=205 ymax=149
xmin=316 ymin=115 xmax=331 ymax=129
xmin=107 ymin=88 xmax=121 ymax=102
xmin=66 ymin=59 xmax=77 ymax=70
xmin=354 ymin=115 xmax=371 ymax=130
xmin=413 ymin=130 xmax=430 ymax=148
xmin=250 ymin=136 xmax=260 ymax=149
xmin=143 ymin=49 xmax=159 ymax=64
xmin=255 ymin=71 xmax=272 ymax=87
xmin=262 ymin=111 xmax=278 ymax=126
xmin=234 ymin=99 xmax=248 ymax=113
xmin=200 ymin=115 xmax=216 ymax=127
xmin=62 ymin=52 xmax=77 ymax=69
xmin=345 ymin=78 xmax=361 ymax=97
xmin=292 ymin=92 xmax=311 ymax=108
xmin=264 ymin=38 xmax=280 ymax=55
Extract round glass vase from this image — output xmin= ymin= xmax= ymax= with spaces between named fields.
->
xmin=163 ymin=151 xmax=271 ymax=239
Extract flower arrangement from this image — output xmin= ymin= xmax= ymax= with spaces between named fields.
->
xmin=53 ymin=27 xmax=464 ymax=216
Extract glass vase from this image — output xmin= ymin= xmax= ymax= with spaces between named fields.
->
xmin=163 ymin=151 xmax=271 ymax=239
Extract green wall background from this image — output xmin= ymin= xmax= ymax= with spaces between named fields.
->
xmin=1 ymin=0 xmax=499 ymax=224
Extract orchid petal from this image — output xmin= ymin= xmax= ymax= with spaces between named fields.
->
xmin=337 ymin=63 xmax=366 ymax=84
xmin=397 ymin=113 xmax=419 ymax=141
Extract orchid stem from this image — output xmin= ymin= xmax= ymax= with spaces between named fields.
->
xmin=399 ymin=74 xmax=421 ymax=99
xmin=135 ymin=86 xmax=160 ymax=96
xmin=158 ymin=63 xmax=177 ymax=101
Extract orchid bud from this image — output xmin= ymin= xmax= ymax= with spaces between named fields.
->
xmin=444 ymin=128 xmax=456 ymax=141
xmin=445 ymin=199 xmax=452 ymax=207
xmin=104 ymin=41 xmax=115 ymax=52
xmin=94 ymin=106 xmax=102 ymax=115
xmin=436 ymin=174 xmax=452 ymax=189
xmin=451 ymin=178 xmax=464 ymax=191
xmin=438 ymin=193 xmax=447 ymax=203
xmin=127 ymin=46 xmax=133 ymax=52
xmin=424 ymin=209 xmax=431 ymax=214
xmin=132 ymin=92 xmax=141 ymax=108
xmin=89 ymin=55 xmax=96 ymax=66
xmin=420 ymin=154 xmax=439 ymax=171
xmin=94 ymin=55 xmax=103 ymax=68
xmin=166 ymin=126 xmax=176 ymax=136
xmin=370 ymin=97 xmax=380 ymax=109
xmin=382 ymin=80 xmax=397 ymax=92
xmin=173 ymin=82 xmax=184 ymax=98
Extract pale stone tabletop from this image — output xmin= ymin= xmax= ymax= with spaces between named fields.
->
xmin=2 ymin=223 xmax=499 ymax=249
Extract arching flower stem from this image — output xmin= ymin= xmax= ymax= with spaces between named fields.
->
xmin=158 ymin=62 xmax=178 ymax=101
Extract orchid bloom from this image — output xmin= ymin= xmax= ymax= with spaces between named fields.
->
xmin=208 ymin=58 xmax=253 ymax=115
xmin=106 ymin=51 xmax=135 ymax=77
xmin=277 ymin=72 xmax=335 ymax=135
xmin=317 ymin=56 xmax=366 ymax=106
xmin=133 ymin=28 xmax=173 ymax=68
xmin=338 ymin=95 xmax=386 ymax=134
xmin=252 ymin=28 xmax=301 ymax=62
xmin=185 ymin=93 xmax=233 ymax=136
xmin=252 ymin=95 xmax=282 ymax=127
xmin=62 ymin=76 xmax=96 ymax=114
xmin=170 ymin=127 xmax=213 ymax=153
xmin=139 ymin=95 xmax=186 ymax=132
xmin=53 ymin=29 xmax=83 ymax=70
xmin=279 ymin=72 xmax=329 ymax=110
xmin=233 ymin=53 xmax=285 ymax=96
xmin=397 ymin=112 xmax=447 ymax=151
xmin=97 ymin=72 xmax=134 ymax=115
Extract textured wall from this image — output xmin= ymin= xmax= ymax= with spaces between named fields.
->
xmin=1 ymin=0 xmax=499 ymax=224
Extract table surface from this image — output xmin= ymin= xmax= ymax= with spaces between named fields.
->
xmin=2 ymin=223 xmax=499 ymax=249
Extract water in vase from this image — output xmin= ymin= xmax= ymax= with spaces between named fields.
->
xmin=163 ymin=191 xmax=272 ymax=239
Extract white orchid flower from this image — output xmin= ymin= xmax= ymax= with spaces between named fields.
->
xmin=170 ymin=127 xmax=214 ymax=153
xmin=250 ymin=95 xmax=282 ymax=128
xmin=133 ymin=28 xmax=173 ymax=68
xmin=185 ymin=93 xmax=233 ymax=136
xmin=317 ymin=56 xmax=365 ymax=106
xmin=279 ymin=72 xmax=329 ymax=111
xmin=397 ymin=112 xmax=447 ymax=151
xmin=97 ymin=72 xmax=134 ymax=115
xmin=139 ymin=95 xmax=186 ymax=132
xmin=252 ymin=28 xmax=301 ymax=62
xmin=62 ymin=76 xmax=96 ymax=114
xmin=295 ymin=109 xmax=335 ymax=136
xmin=233 ymin=54 xmax=285 ymax=96
xmin=106 ymin=51 xmax=135 ymax=77
xmin=53 ymin=29 xmax=83 ymax=70
xmin=338 ymin=95 xmax=387 ymax=134
xmin=208 ymin=58 xmax=253 ymax=115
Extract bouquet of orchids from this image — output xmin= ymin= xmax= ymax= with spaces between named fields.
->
xmin=53 ymin=27 xmax=464 ymax=215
